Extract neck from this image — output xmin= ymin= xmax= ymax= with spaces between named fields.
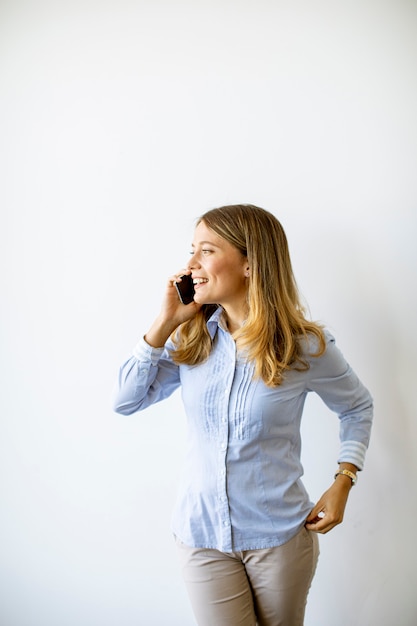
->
xmin=221 ymin=305 xmax=247 ymax=335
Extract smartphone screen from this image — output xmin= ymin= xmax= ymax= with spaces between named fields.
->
xmin=175 ymin=274 xmax=195 ymax=304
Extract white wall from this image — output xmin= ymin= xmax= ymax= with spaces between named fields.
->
xmin=1 ymin=1 xmax=416 ymax=624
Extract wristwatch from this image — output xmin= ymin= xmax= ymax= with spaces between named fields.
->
xmin=334 ymin=469 xmax=357 ymax=486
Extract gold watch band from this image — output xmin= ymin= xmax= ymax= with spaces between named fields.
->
xmin=334 ymin=469 xmax=357 ymax=485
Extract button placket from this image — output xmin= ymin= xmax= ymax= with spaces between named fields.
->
xmin=216 ymin=332 xmax=237 ymax=551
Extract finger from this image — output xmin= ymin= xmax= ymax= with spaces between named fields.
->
xmin=306 ymin=509 xmax=344 ymax=534
xmin=305 ymin=508 xmax=327 ymax=529
xmin=305 ymin=514 xmax=335 ymax=534
xmin=175 ymin=269 xmax=191 ymax=279
xmin=169 ymin=274 xmax=185 ymax=286
xmin=306 ymin=505 xmax=324 ymax=523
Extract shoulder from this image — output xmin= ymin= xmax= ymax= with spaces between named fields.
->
xmin=297 ymin=328 xmax=348 ymax=374
xmin=298 ymin=328 xmax=335 ymax=356
xmin=299 ymin=328 xmax=354 ymax=382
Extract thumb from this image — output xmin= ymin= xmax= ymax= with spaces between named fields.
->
xmin=306 ymin=503 xmax=324 ymax=523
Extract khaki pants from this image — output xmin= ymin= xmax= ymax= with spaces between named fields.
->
xmin=175 ymin=527 xmax=319 ymax=626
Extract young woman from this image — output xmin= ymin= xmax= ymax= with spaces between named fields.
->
xmin=113 ymin=204 xmax=373 ymax=626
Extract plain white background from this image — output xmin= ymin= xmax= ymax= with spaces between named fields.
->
xmin=1 ymin=1 xmax=416 ymax=624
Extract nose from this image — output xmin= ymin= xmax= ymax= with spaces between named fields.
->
xmin=187 ymin=251 xmax=201 ymax=270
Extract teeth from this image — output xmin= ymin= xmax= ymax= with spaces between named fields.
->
xmin=193 ymin=278 xmax=208 ymax=284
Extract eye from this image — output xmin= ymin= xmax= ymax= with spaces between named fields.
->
xmin=202 ymin=249 xmax=213 ymax=255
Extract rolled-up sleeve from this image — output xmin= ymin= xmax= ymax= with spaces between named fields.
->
xmin=306 ymin=332 xmax=373 ymax=470
xmin=113 ymin=338 xmax=181 ymax=415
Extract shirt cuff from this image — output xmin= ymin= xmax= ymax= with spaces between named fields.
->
xmin=133 ymin=337 xmax=165 ymax=366
xmin=338 ymin=441 xmax=368 ymax=471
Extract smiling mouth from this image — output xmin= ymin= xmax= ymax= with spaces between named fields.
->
xmin=193 ymin=278 xmax=208 ymax=285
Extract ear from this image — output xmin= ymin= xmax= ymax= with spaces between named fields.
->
xmin=244 ymin=267 xmax=250 ymax=277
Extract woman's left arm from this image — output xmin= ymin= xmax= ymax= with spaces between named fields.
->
xmin=304 ymin=331 xmax=374 ymax=534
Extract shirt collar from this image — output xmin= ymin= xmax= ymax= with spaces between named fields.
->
xmin=206 ymin=306 xmax=226 ymax=339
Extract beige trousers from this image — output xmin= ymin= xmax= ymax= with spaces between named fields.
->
xmin=175 ymin=527 xmax=319 ymax=626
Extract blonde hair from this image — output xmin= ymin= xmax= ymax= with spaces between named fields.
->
xmin=170 ymin=204 xmax=325 ymax=386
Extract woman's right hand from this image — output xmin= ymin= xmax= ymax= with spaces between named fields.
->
xmin=144 ymin=270 xmax=202 ymax=348
xmin=164 ymin=270 xmax=202 ymax=324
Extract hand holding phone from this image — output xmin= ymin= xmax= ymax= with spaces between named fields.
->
xmin=174 ymin=274 xmax=195 ymax=305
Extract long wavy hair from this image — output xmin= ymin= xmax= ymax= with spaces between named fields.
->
xmin=169 ymin=204 xmax=325 ymax=386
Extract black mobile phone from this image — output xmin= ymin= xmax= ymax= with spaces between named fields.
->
xmin=175 ymin=274 xmax=195 ymax=304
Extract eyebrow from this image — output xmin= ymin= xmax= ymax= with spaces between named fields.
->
xmin=191 ymin=240 xmax=221 ymax=248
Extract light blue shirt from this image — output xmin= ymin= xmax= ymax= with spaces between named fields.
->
xmin=113 ymin=307 xmax=373 ymax=552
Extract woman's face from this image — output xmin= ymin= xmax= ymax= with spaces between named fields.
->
xmin=187 ymin=220 xmax=249 ymax=309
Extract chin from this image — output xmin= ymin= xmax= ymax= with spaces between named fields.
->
xmin=194 ymin=294 xmax=213 ymax=306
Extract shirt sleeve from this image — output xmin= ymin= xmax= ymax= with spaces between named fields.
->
xmin=306 ymin=331 xmax=374 ymax=470
xmin=112 ymin=337 xmax=181 ymax=415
